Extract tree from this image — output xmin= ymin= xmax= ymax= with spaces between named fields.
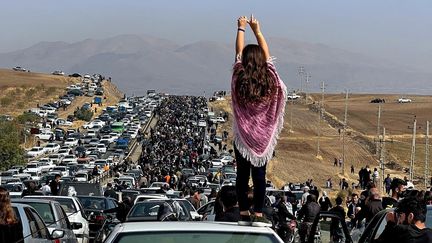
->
xmin=0 ymin=121 xmax=25 ymax=170
xmin=74 ymin=107 xmax=94 ymax=121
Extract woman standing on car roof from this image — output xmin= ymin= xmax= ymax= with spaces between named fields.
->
xmin=232 ymin=15 xmax=287 ymax=227
xmin=0 ymin=186 xmax=24 ymax=242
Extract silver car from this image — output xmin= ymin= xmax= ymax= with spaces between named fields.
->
xmin=12 ymin=203 xmax=65 ymax=243
xmin=105 ymin=221 xmax=284 ymax=243
xmin=13 ymin=199 xmax=78 ymax=243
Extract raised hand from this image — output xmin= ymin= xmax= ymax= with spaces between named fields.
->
xmin=248 ymin=14 xmax=261 ymax=34
xmin=237 ymin=16 xmax=248 ymax=29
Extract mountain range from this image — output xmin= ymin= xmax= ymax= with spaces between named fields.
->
xmin=0 ymin=34 xmax=430 ymax=95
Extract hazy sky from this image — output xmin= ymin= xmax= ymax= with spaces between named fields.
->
xmin=1 ymin=0 xmax=431 ymax=69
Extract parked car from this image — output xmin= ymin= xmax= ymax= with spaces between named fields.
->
xmin=52 ymin=70 xmax=65 ymax=76
xmin=43 ymin=143 xmax=61 ymax=153
xmin=13 ymin=66 xmax=28 ymax=72
xmin=398 ymin=97 xmax=412 ymax=103
xmin=12 ymin=199 xmax=78 ymax=243
xmin=356 ymin=206 xmax=432 ymax=243
xmin=27 ymin=147 xmax=45 ymax=157
xmin=35 ymin=131 xmax=54 ymax=140
xmin=24 ymin=196 xmax=90 ymax=243
xmin=76 ymin=196 xmax=118 ymax=242
xmin=104 ymin=221 xmax=284 ymax=243
xmin=11 ymin=203 xmax=65 ymax=243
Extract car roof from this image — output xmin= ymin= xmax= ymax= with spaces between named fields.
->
xmin=114 ymin=221 xmax=276 ymax=234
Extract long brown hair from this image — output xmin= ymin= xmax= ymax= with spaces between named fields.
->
xmin=0 ymin=187 xmax=18 ymax=225
xmin=234 ymin=44 xmax=276 ymax=104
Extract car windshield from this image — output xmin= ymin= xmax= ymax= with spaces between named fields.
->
xmin=129 ymin=201 xmax=163 ymax=218
xmin=78 ymin=197 xmax=106 ymax=209
xmin=52 ymin=198 xmax=77 ymax=214
xmin=25 ymin=202 xmax=55 ymax=224
xmin=112 ymin=232 xmax=279 ymax=243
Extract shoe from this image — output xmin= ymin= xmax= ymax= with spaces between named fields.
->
xmin=238 ymin=215 xmax=252 ymax=226
xmin=252 ymin=215 xmax=272 ymax=227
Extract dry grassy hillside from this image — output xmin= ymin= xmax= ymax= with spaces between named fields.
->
xmin=209 ymin=95 xmax=413 ymax=194
xmin=0 ymin=68 xmax=80 ymax=116
xmin=316 ymin=93 xmax=432 ymax=186
xmin=0 ymin=68 xmax=124 ymax=120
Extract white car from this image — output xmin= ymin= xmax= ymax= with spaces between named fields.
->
xmin=55 ymin=118 xmax=73 ymax=126
xmin=100 ymin=135 xmax=116 ymax=144
xmin=43 ymin=143 xmax=60 ymax=153
xmin=52 ymin=70 xmax=65 ymax=76
xmin=105 ymin=222 xmax=283 ymax=243
xmin=35 ymin=131 xmax=54 ymax=140
xmin=58 ymin=148 xmax=71 ymax=156
xmin=64 ymin=138 xmax=79 ymax=147
xmin=24 ymin=195 xmax=90 ymax=243
xmin=219 ymin=155 xmax=234 ymax=164
xmin=287 ymin=93 xmax=301 ymax=100
xmin=67 ymin=84 xmax=81 ymax=90
xmin=24 ymin=163 xmax=42 ymax=174
xmin=62 ymin=155 xmax=78 ymax=164
xmin=211 ymin=159 xmax=223 ymax=167
xmin=96 ymin=144 xmax=107 ymax=153
xmin=398 ymin=97 xmax=412 ymax=103
xmin=60 ymin=99 xmax=72 ymax=105
xmin=48 ymin=154 xmax=63 ymax=164
xmin=198 ymin=120 xmax=207 ymax=127
xmin=82 ymin=119 xmax=105 ymax=129
xmin=27 ymin=147 xmax=45 ymax=157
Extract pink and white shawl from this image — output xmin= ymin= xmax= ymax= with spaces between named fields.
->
xmin=231 ymin=59 xmax=287 ymax=167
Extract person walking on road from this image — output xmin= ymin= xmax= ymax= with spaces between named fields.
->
xmin=232 ymin=15 xmax=287 ymax=227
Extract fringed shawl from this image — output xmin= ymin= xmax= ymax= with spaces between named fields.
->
xmin=231 ymin=59 xmax=287 ymax=167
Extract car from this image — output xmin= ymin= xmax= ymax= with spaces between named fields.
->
xmin=52 ymin=166 xmax=69 ymax=177
xmin=287 ymin=93 xmax=301 ymax=100
xmin=213 ymin=136 xmax=223 ymax=144
xmin=211 ymin=159 xmax=223 ymax=167
xmin=26 ymin=146 xmax=45 ymax=157
xmin=198 ymin=119 xmax=207 ymax=127
xmin=13 ymin=66 xmax=28 ymax=72
xmin=82 ymin=120 xmax=105 ymax=129
xmin=48 ymin=153 xmax=63 ymax=164
xmin=219 ymin=155 xmax=234 ymax=164
xmin=43 ymin=143 xmax=60 ymax=153
xmin=64 ymin=138 xmax=79 ymax=147
xmin=52 ymin=70 xmax=65 ymax=76
xmin=55 ymin=118 xmax=73 ymax=126
xmin=76 ymin=196 xmax=118 ymax=242
xmin=11 ymin=203 xmax=65 ymax=243
xmin=24 ymin=195 xmax=91 ymax=243
xmin=356 ymin=206 xmax=432 ymax=243
xmin=197 ymin=200 xmax=216 ymax=221
xmin=105 ymin=221 xmax=284 ymax=243
xmin=370 ymin=98 xmax=385 ymax=103
xmin=58 ymin=148 xmax=71 ymax=156
xmin=398 ymin=97 xmax=412 ymax=103
xmin=12 ymin=198 xmax=78 ymax=243
xmin=35 ymin=131 xmax=54 ymax=140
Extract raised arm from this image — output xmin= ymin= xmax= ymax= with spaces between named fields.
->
xmin=235 ymin=16 xmax=248 ymax=61
xmin=249 ymin=15 xmax=270 ymax=61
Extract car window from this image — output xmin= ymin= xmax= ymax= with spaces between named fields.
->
xmin=30 ymin=207 xmax=50 ymax=239
xmin=55 ymin=204 xmax=70 ymax=229
xmin=107 ymin=199 xmax=117 ymax=209
xmin=24 ymin=202 xmax=55 ymax=225
xmin=54 ymin=198 xmax=78 ymax=214
xmin=112 ymin=232 xmax=280 ymax=243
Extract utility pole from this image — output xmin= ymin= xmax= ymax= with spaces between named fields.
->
xmin=409 ymin=118 xmax=417 ymax=181
xmin=289 ymin=93 xmax=294 ymax=133
xmin=425 ymin=121 xmax=430 ymax=188
xmin=342 ymin=90 xmax=349 ymax=174
xmin=376 ymin=105 xmax=382 ymax=156
xmin=380 ymin=127 xmax=386 ymax=193
xmin=317 ymin=81 xmax=325 ymax=157
xmin=298 ymin=66 xmax=305 ymax=93
xmin=305 ymin=74 xmax=311 ymax=105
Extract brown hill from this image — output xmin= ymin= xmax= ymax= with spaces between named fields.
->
xmin=209 ymin=94 xmax=431 ymax=193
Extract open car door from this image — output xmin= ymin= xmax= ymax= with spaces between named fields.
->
xmin=308 ymin=211 xmax=353 ymax=243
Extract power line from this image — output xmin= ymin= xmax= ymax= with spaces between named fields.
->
xmin=342 ymin=90 xmax=349 ymax=175
xmin=409 ymin=117 xmax=417 ymax=181
xmin=317 ymin=81 xmax=325 ymax=157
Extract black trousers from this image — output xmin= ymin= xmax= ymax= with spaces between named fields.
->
xmin=235 ymin=146 xmax=267 ymax=213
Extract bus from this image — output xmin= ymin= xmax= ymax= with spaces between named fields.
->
xmin=111 ymin=122 xmax=125 ymax=133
